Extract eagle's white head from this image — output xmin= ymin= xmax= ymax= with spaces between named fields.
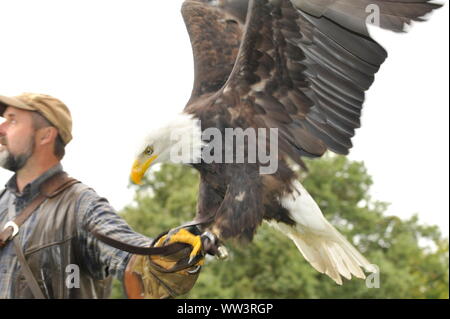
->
xmin=130 ymin=112 xmax=204 ymax=184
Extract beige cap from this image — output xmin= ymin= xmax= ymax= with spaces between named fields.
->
xmin=0 ymin=93 xmax=72 ymax=145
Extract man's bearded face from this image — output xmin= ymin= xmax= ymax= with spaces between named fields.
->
xmin=0 ymin=134 xmax=35 ymax=172
xmin=0 ymin=107 xmax=38 ymax=172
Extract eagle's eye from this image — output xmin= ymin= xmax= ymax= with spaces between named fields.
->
xmin=144 ymin=146 xmax=154 ymax=156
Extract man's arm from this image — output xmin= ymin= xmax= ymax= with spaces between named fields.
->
xmin=75 ymin=188 xmax=204 ymax=298
xmin=75 ymin=188 xmax=152 ymax=281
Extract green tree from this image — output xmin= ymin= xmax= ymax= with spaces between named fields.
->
xmin=111 ymin=155 xmax=449 ymax=299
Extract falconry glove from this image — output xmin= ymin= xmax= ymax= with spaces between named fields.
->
xmin=123 ymin=226 xmax=210 ymax=299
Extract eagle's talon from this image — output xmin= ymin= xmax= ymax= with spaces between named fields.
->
xmin=162 ymin=228 xmax=180 ymax=246
xmin=188 ymin=236 xmax=202 ymax=262
xmin=165 ymin=228 xmax=203 ymax=263
xmin=188 ymin=255 xmax=196 ymax=265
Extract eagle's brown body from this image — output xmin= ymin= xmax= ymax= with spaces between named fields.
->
xmin=180 ymin=0 xmax=441 ymax=243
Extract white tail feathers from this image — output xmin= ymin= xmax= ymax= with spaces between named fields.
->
xmin=268 ymin=181 xmax=376 ymax=285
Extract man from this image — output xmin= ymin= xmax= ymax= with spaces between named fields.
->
xmin=0 ymin=93 xmax=204 ymax=299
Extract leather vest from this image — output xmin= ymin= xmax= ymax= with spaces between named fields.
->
xmin=13 ymin=182 xmax=112 ymax=299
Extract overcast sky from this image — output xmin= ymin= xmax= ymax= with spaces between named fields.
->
xmin=0 ymin=1 xmax=448 ymax=236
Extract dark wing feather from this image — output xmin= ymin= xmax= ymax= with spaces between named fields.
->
xmin=181 ymin=0 xmax=248 ymax=104
xmin=292 ymin=0 xmax=442 ymax=35
xmin=210 ymin=0 xmax=442 ymax=162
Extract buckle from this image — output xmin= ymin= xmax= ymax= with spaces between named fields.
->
xmin=3 ymin=221 xmax=19 ymax=238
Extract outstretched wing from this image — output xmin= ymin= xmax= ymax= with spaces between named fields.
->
xmin=181 ymin=0 xmax=249 ymax=104
xmin=210 ymin=0 xmax=442 ymax=162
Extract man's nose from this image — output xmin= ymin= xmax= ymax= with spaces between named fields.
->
xmin=0 ymin=121 xmax=7 ymax=136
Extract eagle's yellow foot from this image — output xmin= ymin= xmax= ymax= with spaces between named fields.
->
xmin=161 ymin=228 xmax=204 ymax=265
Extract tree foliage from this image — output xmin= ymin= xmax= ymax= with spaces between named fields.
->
xmin=111 ymin=156 xmax=449 ymax=299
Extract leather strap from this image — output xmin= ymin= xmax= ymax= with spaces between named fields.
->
xmin=0 ymin=172 xmax=80 ymax=299
xmin=90 ymin=217 xmax=210 ymax=256
xmin=0 ymin=193 xmax=46 ymax=247
xmin=13 ymin=237 xmax=46 ymax=299
xmin=0 ymin=172 xmax=79 ymax=247
xmin=90 ymin=216 xmax=214 ymax=254
xmin=91 ymin=229 xmax=192 ymax=256
xmin=90 ymin=220 xmax=213 ymax=273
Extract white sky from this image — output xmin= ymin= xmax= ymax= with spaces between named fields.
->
xmin=0 ymin=1 xmax=448 ymax=236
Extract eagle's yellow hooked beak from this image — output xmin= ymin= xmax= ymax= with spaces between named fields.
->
xmin=130 ymin=155 xmax=158 ymax=185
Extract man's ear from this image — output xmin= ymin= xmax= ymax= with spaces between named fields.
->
xmin=37 ymin=127 xmax=58 ymax=146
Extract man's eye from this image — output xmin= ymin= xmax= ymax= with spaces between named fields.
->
xmin=144 ymin=146 xmax=154 ymax=155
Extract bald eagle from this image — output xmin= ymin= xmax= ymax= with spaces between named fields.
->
xmin=130 ymin=0 xmax=442 ymax=285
